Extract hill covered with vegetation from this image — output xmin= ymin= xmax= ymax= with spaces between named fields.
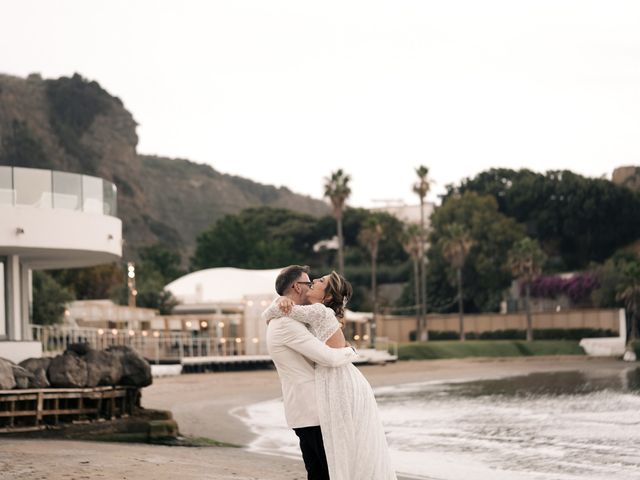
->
xmin=0 ymin=72 xmax=329 ymax=262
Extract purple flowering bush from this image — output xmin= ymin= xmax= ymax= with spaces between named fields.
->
xmin=526 ymin=273 xmax=600 ymax=303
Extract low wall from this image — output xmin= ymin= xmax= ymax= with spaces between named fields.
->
xmin=0 ymin=341 xmax=42 ymax=363
xmin=379 ymin=309 xmax=624 ymax=343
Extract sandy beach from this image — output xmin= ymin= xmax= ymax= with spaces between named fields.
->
xmin=0 ymin=356 xmax=630 ymax=479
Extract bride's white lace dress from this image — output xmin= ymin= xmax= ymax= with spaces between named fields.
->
xmin=264 ymin=302 xmax=397 ymax=480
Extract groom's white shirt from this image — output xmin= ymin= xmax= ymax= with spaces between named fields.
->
xmin=267 ymin=316 xmax=358 ymax=428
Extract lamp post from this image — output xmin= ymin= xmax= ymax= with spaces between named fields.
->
xmin=127 ymin=262 xmax=137 ymax=308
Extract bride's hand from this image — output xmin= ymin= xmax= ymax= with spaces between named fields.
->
xmin=276 ymin=296 xmax=294 ymax=315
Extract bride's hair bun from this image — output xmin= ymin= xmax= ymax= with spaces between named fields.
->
xmin=324 ymin=271 xmax=353 ymax=319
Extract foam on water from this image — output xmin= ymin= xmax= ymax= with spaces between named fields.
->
xmin=232 ymin=369 xmax=640 ymax=479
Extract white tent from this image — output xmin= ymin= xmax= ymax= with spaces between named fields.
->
xmin=165 ymin=267 xmax=282 ymax=304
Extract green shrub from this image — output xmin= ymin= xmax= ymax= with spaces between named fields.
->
xmin=396 ymin=340 xmax=585 ymax=360
xmin=32 ymin=271 xmax=74 ymax=325
xmin=408 ymin=328 xmax=616 ymax=342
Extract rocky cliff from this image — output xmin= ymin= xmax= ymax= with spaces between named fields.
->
xmin=0 ymin=73 xmax=329 ymax=262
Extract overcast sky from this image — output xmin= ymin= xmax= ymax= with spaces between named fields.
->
xmin=2 ymin=1 xmax=640 ymax=207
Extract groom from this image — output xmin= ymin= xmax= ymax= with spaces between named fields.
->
xmin=266 ymin=265 xmax=358 ymax=480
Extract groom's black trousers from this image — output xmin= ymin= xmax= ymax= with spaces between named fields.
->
xmin=293 ymin=426 xmax=330 ymax=480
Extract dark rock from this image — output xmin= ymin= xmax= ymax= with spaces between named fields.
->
xmin=11 ymin=364 xmax=34 ymax=389
xmin=106 ymin=346 xmax=152 ymax=387
xmin=0 ymin=357 xmax=16 ymax=390
xmin=19 ymin=357 xmax=52 ymax=388
xmin=66 ymin=343 xmax=92 ymax=356
xmin=85 ymin=349 xmax=123 ymax=387
xmin=48 ymin=351 xmax=89 ymax=388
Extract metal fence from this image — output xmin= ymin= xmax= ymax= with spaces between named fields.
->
xmin=31 ymin=325 xmax=266 ymax=363
xmin=30 ymin=325 xmax=396 ymax=364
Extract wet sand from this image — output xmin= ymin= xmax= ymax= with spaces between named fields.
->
xmin=0 ymin=356 xmax=628 ymax=479
xmin=142 ymin=356 xmax=625 ymax=446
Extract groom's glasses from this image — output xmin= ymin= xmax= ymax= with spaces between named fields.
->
xmin=294 ymin=281 xmax=313 ymax=289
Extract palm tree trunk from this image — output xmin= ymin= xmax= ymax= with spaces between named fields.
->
xmin=337 ymin=216 xmax=345 ymax=275
xmin=371 ymin=252 xmax=377 ymax=348
xmin=525 ymin=282 xmax=533 ymax=341
xmin=421 ymin=256 xmax=429 ymax=341
xmin=457 ymin=267 xmax=465 ymax=341
xmin=419 ymin=198 xmax=427 ymax=341
xmin=413 ymin=258 xmax=420 ymax=342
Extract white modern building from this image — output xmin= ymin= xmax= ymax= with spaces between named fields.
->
xmin=165 ymin=267 xmax=281 ymax=355
xmin=0 ymin=166 xmax=122 ymax=363
xmin=165 ymin=267 xmax=373 ymax=355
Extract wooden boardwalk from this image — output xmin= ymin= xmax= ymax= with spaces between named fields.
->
xmin=0 ymin=386 xmax=138 ymax=433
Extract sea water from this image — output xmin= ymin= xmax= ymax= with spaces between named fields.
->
xmin=233 ymin=367 xmax=640 ymax=480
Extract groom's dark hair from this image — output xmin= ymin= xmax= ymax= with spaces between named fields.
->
xmin=275 ymin=265 xmax=310 ymax=295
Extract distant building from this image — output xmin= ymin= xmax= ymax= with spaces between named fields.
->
xmin=67 ymin=299 xmax=156 ymax=331
xmin=0 ymin=166 xmax=122 ymax=362
xmin=612 ymin=165 xmax=640 ymax=191
xmin=164 ymin=267 xmax=281 ymax=354
xmin=164 ymin=267 xmax=372 ymax=353
xmin=370 ymin=202 xmax=435 ymax=229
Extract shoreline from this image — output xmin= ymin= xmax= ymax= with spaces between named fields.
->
xmin=143 ymin=355 xmax=623 ymax=446
xmin=0 ymin=356 xmax=632 ymax=479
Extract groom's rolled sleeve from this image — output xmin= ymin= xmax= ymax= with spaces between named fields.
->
xmin=281 ymin=320 xmax=357 ymax=367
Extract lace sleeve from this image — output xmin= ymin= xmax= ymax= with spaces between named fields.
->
xmin=261 ymin=298 xmax=285 ymax=324
xmin=288 ymin=304 xmax=341 ymax=343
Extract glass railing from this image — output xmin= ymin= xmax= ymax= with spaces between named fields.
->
xmin=0 ymin=166 xmax=117 ymax=217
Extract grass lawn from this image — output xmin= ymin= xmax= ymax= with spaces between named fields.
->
xmin=396 ymin=340 xmax=585 ymax=360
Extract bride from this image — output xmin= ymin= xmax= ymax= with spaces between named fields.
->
xmin=263 ymin=271 xmax=397 ymax=480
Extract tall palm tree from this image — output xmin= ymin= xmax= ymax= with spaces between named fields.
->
xmin=359 ymin=216 xmax=384 ymax=347
xmin=412 ymin=165 xmax=431 ymax=341
xmin=441 ymin=223 xmax=473 ymax=341
xmin=508 ymin=238 xmax=546 ymax=342
xmin=402 ymin=223 xmax=422 ymax=341
xmin=324 ymin=169 xmax=351 ymax=275
xmin=617 ymin=260 xmax=640 ymax=347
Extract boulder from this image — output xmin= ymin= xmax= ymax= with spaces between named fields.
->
xmin=85 ymin=349 xmax=123 ymax=387
xmin=48 ymin=351 xmax=89 ymax=388
xmin=106 ymin=346 xmax=152 ymax=387
xmin=67 ymin=342 xmax=92 ymax=356
xmin=0 ymin=357 xmax=16 ymax=390
xmin=11 ymin=364 xmax=34 ymax=389
xmin=19 ymin=357 xmax=52 ymax=388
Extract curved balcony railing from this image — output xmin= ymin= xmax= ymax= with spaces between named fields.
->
xmin=0 ymin=166 xmax=117 ymax=217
